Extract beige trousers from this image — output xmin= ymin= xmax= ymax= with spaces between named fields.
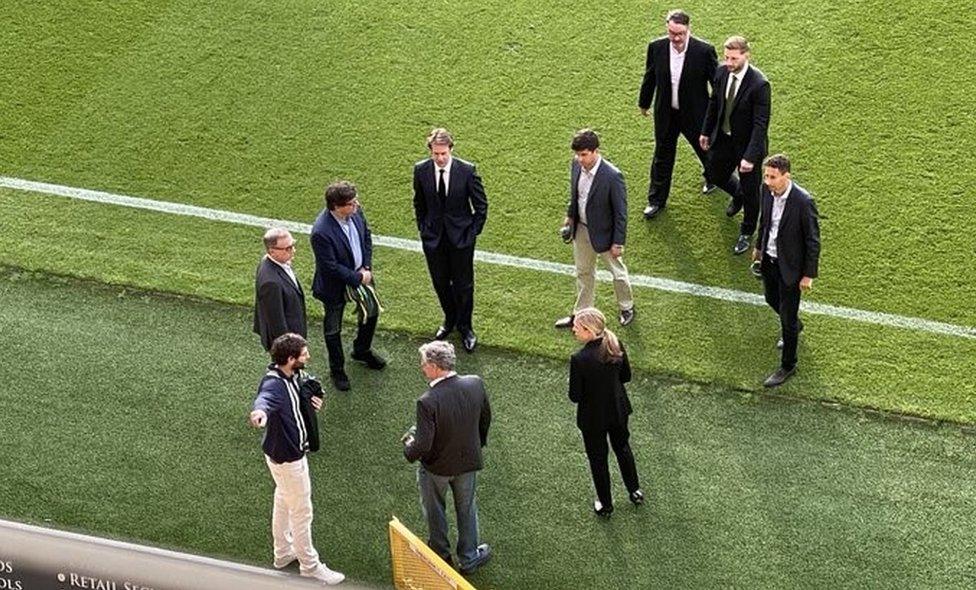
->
xmin=265 ymin=455 xmax=322 ymax=574
xmin=572 ymin=226 xmax=634 ymax=313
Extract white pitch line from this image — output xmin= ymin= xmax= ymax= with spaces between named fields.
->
xmin=2 ymin=175 xmax=974 ymax=340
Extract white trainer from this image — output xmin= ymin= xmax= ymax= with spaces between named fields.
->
xmin=302 ymin=565 xmax=345 ymax=586
xmin=273 ymin=552 xmax=297 ymax=569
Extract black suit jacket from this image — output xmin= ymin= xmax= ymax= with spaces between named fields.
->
xmin=638 ymin=36 xmax=718 ymax=135
xmin=569 ymin=339 xmax=633 ymax=433
xmin=253 ymin=256 xmax=307 ymax=350
xmin=566 ymin=158 xmax=628 ymax=253
xmin=403 ymin=374 xmax=492 ymax=476
xmin=413 ymin=157 xmax=488 ymax=250
xmin=310 ymin=209 xmax=373 ymax=305
xmin=757 ymin=182 xmax=821 ymax=286
xmin=702 ymin=64 xmax=771 ymax=165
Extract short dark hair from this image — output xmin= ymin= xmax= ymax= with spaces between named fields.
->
xmin=270 ymin=333 xmax=307 ymax=366
xmin=325 ymin=180 xmax=358 ymax=211
xmin=426 ymin=128 xmax=454 ymax=149
xmin=763 ymin=153 xmax=791 ymax=173
xmin=666 ymin=9 xmax=690 ymax=25
xmin=571 ymin=129 xmax=600 ymax=152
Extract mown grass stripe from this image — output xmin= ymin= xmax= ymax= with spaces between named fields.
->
xmin=3 ymin=175 xmax=974 ymax=341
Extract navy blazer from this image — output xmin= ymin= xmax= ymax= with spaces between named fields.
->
xmin=702 ymin=64 xmax=771 ymax=165
xmin=253 ymin=256 xmax=307 ymax=350
xmin=310 ymin=209 xmax=373 ymax=305
xmin=638 ymin=36 xmax=718 ymax=135
xmin=413 ymin=157 xmax=488 ymax=250
xmin=569 ymin=339 xmax=633 ymax=433
xmin=566 ymin=158 xmax=628 ymax=253
xmin=757 ymin=182 xmax=821 ymax=286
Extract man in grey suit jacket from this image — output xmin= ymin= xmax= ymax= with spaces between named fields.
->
xmin=638 ymin=9 xmax=718 ymax=219
xmin=555 ymin=129 xmax=636 ymax=329
xmin=753 ymin=154 xmax=821 ymax=387
xmin=253 ymin=228 xmax=307 ymax=351
xmin=403 ymin=340 xmax=492 ymax=575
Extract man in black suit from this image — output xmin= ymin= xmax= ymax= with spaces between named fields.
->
xmin=310 ymin=180 xmax=386 ymax=392
xmin=699 ymin=35 xmax=771 ymax=255
xmin=638 ymin=9 xmax=718 ymax=219
xmin=555 ymin=129 xmax=636 ymax=329
xmin=402 ymin=340 xmax=492 ymax=575
xmin=413 ymin=128 xmax=489 ymax=353
xmin=253 ymin=228 xmax=307 ymax=351
xmin=753 ymin=154 xmax=821 ymax=387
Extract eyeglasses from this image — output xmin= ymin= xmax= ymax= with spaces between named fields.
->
xmin=272 ymin=244 xmax=296 ymax=251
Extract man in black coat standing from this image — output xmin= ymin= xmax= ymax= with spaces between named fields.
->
xmin=254 ymin=228 xmax=307 ymax=351
xmin=753 ymin=154 xmax=821 ymax=387
xmin=413 ymin=128 xmax=489 ymax=353
xmin=700 ymin=35 xmax=771 ymax=255
xmin=402 ymin=340 xmax=492 ymax=575
xmin=637 ymin=9 xmax=718 ymax=219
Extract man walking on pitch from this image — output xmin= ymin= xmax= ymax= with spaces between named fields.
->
xmin=753 ymin=154 xmax=821 ymax=387
xmin=402 ymin=340 xmax=492 ymax=575
xmin=249 ymin=333 xmax=344 ymax=585
xmin=555 ymin=129 xmax=636 ymax=329
xmin=700 ymin=36 xmax=771 ymax=255
xmin=638 ymin=9 xmax=718 ymax=219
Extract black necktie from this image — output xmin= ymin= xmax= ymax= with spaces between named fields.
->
xmin=437 ymin=168 xmax=447 ymax=202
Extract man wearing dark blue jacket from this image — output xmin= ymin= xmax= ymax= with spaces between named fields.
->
xmin=310 ymin=180 xmax=386 ymax=392
xmin=249 ymin=333 xmax=344 ymax=586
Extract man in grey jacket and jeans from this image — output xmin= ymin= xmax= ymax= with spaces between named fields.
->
xmin=402 ymin=340 xmax=492 ymax=575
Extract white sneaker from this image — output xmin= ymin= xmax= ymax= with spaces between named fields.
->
xmin=302 ymin=565 xmax=345 ymax=586
xmin=273 ymin=552 xmax=297 ymax=569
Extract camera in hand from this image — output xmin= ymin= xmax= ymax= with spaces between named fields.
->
xmin=559 ymin=224 xmax=573 ymax=243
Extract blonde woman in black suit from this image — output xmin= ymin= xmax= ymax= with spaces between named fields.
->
xmin=569 ymin=307 xmax=644 ymax=517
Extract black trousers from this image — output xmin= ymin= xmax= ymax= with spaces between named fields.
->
xmin=322 ymin=300 xmax=377 ymax=375
xmin=423 ymin=240 xmax=476 ymax=332
xmin=761 ymin=256 xmax=802 ymax=370
xmin=705 ymin=133 xmax=761 ymax=236
xmin=581 ymin=422 xmax=640 ymax=509
xmin=647 ymin=109 xmax=709 ymax=207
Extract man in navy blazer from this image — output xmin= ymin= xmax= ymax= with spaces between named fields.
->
xmin=254 ymin=227 xmax=307 ymax=351
xmin=555 ymin=129 xmax=636 ymax=329
xmin=310 ymin=180 xmax=386 ymax=392
xmin=413 ymin=128 xmax=488 ymax=353
xmin=700 ymin=36 xmax=771 ymax=255
xmin=637 ymin=9 xmax=718 ymax=219
xmin=753 ymin=154 xmax=821 ymax=387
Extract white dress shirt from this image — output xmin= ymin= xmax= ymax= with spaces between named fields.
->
xmin=435 ymin=157 xmax=453 ymax=195
xmin=268 ymin=256 xmax=299 ymax=288
xmin=765 ymin=181 xmax=792 ymax=259
xmin=669 ymin=42 xmax=687 ymax=110
xmin=576 ymin=157 xmax=602 ymax=225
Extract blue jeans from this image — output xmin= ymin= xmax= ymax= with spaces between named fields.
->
xmin=417 ymin=465 xmax=484 ymax=569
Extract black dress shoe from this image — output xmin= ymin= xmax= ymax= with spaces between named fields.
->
xmin=593 ymin=500 xmax=613 ymax=518
xmin=351 ymin=350 xmax=387 ymax=370
xmin=461 ymin=330 xmax=477 ymax=353
xmin=732 ymin=234 xmax=750 ymax=255
xmin=619 ymin=307 xmax=636 ymax=326
xmin=726 ymin=200 xmax=743 ymax=217
xmin=330 ymin=370 xmax=351 ymax=391
xmin=434 ymin=325 xmax=453 ymax=340
xmin=629 ymin=490 xmax=645 ymax=506
xmin=642 ymin=204 xmax=664 ymax=219
xmin=702 ymin=181 xmax=717 ymax=194
xmin=763 ymin=366 xmax=796 ymax=388
xmin=554 ymin=315 xmax=574 ymax=329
